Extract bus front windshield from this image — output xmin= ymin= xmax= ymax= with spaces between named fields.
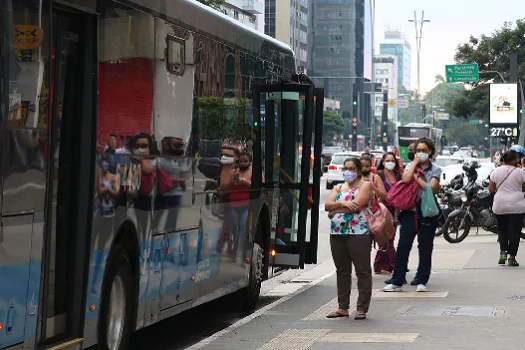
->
xmin=398 ymin=127 xmax=430 ymax=139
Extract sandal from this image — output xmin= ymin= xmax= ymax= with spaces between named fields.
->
xmin=326 ymin=311 xmax=349 ymax=318
xmin=354 ymin=311 xmax=367 ymax=320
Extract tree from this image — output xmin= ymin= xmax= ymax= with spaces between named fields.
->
xmin=322 ymin=112 xmax=345 ymax=143
xmin=435 ymin=74 xmax=445 ymax=84
xmin=445 ymin=119 xmax=486 ymax=147
xmin=197 ymin=0 xmax=225 ymax=9
xmin=422 ymin=79 xmax=465 ymax=118
xmin=450 ymin=19 xmax=525 ymax=118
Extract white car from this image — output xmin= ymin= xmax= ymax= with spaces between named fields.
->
xmin=440 ymin=162 xmax=495 ymax=187
xmin=326 ymin=152 xmax=361 ymax=189
xmin=434 ymin=156 xmax=464 ymax=168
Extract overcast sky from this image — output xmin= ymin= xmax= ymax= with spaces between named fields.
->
xmin=374 ymin=0 xmax=525 ymax=95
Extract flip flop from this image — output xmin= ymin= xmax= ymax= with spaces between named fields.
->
xmin=354 ymin=312 xmax=367 ymax=320
xmin=326 ymin=311 xmax=349 ymax=318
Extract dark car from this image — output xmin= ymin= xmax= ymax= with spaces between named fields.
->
xmin=321 ymin=146 xmax=344 ymax=172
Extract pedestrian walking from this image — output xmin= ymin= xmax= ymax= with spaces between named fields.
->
xmin=325 ymin=157 xmax=374 ymax=320
xmin=384 ymin=137 xmax=441 ymax=293
xmin=373 ymin=152 xmax=401 ymax=275
xmin=489 ymin=149 xmax=525 ymax=266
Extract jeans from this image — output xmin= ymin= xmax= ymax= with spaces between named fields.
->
xmin=230 ymin=205 xmax=249 ymax=259
xmin=496 ymin=213 xmax=524 ymax=256
xmin=391 ymin=210 xmax=437 ymax=286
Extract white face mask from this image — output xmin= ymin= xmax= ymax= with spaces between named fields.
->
xmin=221 ymin=156 xmax=235 ymax=165
xmin=384 ymin=162 xmax=396 ymax=170
xmin=418 ymin=152 xmax=429 ymax=163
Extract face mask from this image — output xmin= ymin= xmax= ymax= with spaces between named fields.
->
xmin=362 ymin=171 xmax=371 ymax=176
xmin=408 ymin=152 xmax=415 ymax=161
xmin=239 ymin=165 xmax=250 ymax=172
xmin=385 ymin=162 xmax=396 ymax=170
xmin=168 ymin=149 xmax=184 ymax=156
xmin=418 ymin=152 xmax=429 ymax=163
xmin=343 ymin=170 xmax=358 ymax=183
xmin=134 ymin=148 xmax=149 ymax=155
xmin=101 ymin=161 xmax=110 ymax=171
xmin=221 ymin=156 xmax=235 ymax=165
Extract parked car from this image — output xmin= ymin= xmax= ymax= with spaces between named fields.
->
xmin=321 ymin=146 xmax=344 ymax=172
xmin=440 ymin=161 xmax=494 ymax=187
xmin=326 ymin=152 xmax=361 ymax=189
xmin=434 ymin=156 xmax=464 ymax=168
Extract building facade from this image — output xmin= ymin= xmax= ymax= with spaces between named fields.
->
xmin=374 ymin=55 xmax=398 ymax=122
xmin=308 ymin=0 xmax=373 ymax=127
xmin=379 ymin=29 xmax=411 ymax=91
xmin=221 ymin=0 xmax=264 ymax=32
xmin=265 ymin=0 xmax=309 ymax=72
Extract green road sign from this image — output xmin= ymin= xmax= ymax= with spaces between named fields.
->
xmin=469 ymin=119 xmax=480 ymax=124
xmin=446 ymin=64 xmax=479 ymax=83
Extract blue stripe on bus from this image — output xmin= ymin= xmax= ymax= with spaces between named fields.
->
xmin=85 ymin=227 xmax=223 ymax=320
xmin=0 ymin=261 xmax=41 ymax=348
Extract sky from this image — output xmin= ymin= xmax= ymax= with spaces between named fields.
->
xmin=374 ymin=0 xmax=525 ymax=95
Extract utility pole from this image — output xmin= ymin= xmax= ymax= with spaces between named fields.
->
xmin=409 ymin=10 xmax=430 ymax=122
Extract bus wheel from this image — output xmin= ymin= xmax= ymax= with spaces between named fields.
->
xmin=242 ymin=242 xmax=264 ymax=311
xmin=98 ymin=245 xmax=134 ymax=350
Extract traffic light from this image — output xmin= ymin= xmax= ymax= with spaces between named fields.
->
xmin=254 ymin=121 xmax=258 ymax=126
xmin=352 ymin=93 xmax=358 ymax=106
xmin=484 ymin=123 xmax=489 ymax=128
xmin=382 ymin=132 xmax=387 ymax=137
xmin=421 ymin=104 xmax=427 ymax=117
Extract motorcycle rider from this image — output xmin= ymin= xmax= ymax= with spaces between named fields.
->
xmin=489 ymin=148 xmax=525 ymax=266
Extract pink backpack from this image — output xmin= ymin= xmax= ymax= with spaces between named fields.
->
xmin=386 ymin=169 xmax=422 ymax=211
xmin=365 ymin=201 xmax=395 ymax=247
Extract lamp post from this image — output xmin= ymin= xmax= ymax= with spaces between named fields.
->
xmin=409 ymin=11 xmax=430 ymax=122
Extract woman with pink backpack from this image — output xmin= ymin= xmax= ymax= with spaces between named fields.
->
xmin=383 ymin=138 xmax=442 ymax=293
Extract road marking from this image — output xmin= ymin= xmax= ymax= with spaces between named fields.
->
xmin=258 ymin=329 xmax=331 ymax=350
xmin=185 ymin=270 xmax=336 ymax=350
xmin=320 ymin=332 xmax=419 ymax=343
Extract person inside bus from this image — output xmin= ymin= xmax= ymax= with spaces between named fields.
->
xmin=229 ymin=150 xmax=252 ymax=263
xmin=130 ymin=133 xmax=156 ymax=209
xmin=374 ymin=152 xmax=401 ymax=275
xmin=325 ymin=157 xmax=374 ymax=320
xmin=407 ymin=142 xmax=415 ymax=161
xmin=384 ymin=137 xmax=441 ymax=293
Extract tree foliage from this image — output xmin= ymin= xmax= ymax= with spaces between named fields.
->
xmin=423 ymin=79 xmax=465 ymax=110
xmin=445 ymin=119 xmax=486 ymax=147
xmin=450 ymin=19 xmax=525 ymax=118
xmin=197 ymin=0 xmax=225 ymax=10
xmin=323 ymin=112 xmax=345 ymax=143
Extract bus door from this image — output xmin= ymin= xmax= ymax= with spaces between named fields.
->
xmin=37 ymin=5 xmax=97 ymax=346
xmin=253 ymin=78 xmax=322 ymax=268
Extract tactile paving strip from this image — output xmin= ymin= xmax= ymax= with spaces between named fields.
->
xmin=258 ymin=329 xmax=331 ymax=350
xmin=320 ymin=332 xmax=419 ymax=343
xmin=303 ymin=290 xmax=379 ymax=320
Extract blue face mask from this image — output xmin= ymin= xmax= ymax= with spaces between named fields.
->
xmin=101 ymin=161 xmax=110 ymax=172
xmin=343 ymin=170 xmax=358 ymax=183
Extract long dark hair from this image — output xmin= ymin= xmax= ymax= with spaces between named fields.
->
xmin=377 ymin=152 xmax=400 ymax=174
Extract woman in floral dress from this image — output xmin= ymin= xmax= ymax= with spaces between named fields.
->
xmin=325 ymin=157 xmax=374 ymax=320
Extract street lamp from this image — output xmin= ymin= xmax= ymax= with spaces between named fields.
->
xmin=409 ymin=11 xmax=430 ymax=122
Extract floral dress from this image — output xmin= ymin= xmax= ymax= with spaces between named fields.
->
xmin=330 ymin=186 xmax=370 ymax=235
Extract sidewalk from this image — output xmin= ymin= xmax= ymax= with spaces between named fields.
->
xmin=193 ymin=232 xmax=525 ymax=350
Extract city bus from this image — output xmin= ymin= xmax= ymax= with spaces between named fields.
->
xmin=0 ymin=1 xmax=323 ymax=349
xmin=396 ymin=123 xmax=443 ymax=163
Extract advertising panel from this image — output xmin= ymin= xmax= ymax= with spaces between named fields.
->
xmin=490 ymin=84 xmax=518 ymax=124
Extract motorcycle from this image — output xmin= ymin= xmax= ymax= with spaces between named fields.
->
xmin=442 ymin=163 xmax=525 ymax=243
xmin=435 ymin=174 xmax=465 ymax=236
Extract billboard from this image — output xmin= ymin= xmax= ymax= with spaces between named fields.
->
xmin=490 ymin=84 xmax=518 ymax=124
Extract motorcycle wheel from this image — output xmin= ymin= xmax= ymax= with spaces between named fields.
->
xmin=443 ymin=214 xmax=472 ymax=244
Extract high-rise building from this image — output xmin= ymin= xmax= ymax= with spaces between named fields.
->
xmin=221 ymin=0 xmax=264 ymax=32
xmin=379 ymin=29 xmax=411 ymax=91
xmin=373 ymin=55 xmax=398 ymax=122
xmin=308 ymin=0 xmax=373 ymax=126
xmin=265 ymin=0 xmax=309 ymax=72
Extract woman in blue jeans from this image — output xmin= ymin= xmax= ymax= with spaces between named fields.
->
xmin=384 ymin=137 xmax=441 ymax=293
